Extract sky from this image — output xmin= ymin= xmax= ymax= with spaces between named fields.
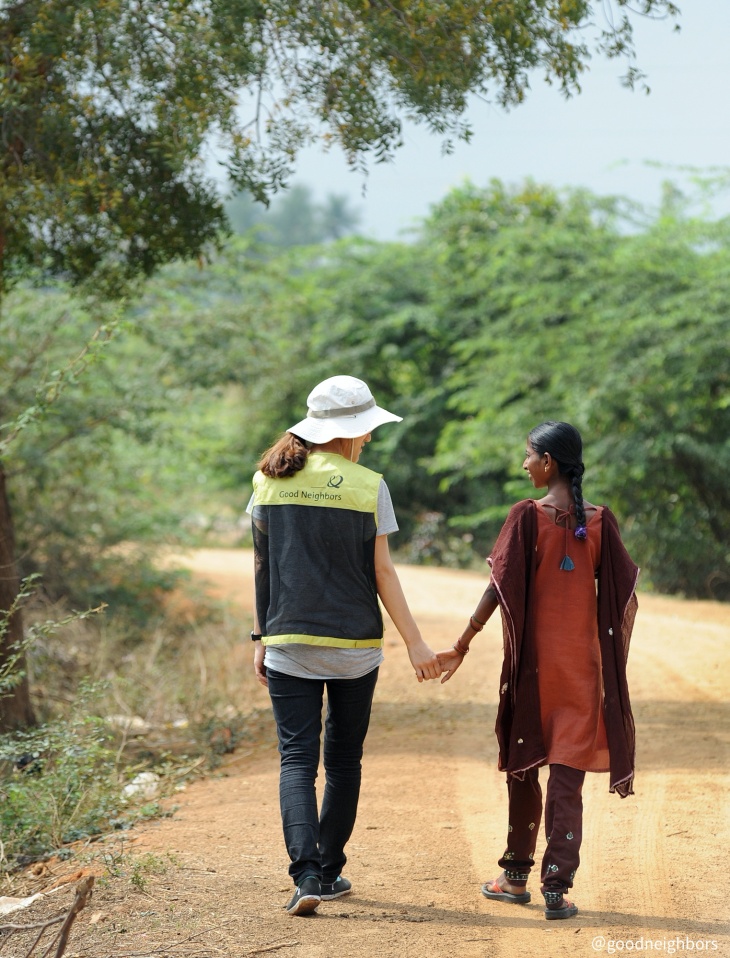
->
xmin=241 ymin=0 xmax=730 ymax=241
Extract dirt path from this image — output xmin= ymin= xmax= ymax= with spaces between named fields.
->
xmin=34 ymin=551 xmax=730 ymax=957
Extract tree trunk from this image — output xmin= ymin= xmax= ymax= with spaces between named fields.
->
xmin=0 ymin=461 xmax=35 ymax=731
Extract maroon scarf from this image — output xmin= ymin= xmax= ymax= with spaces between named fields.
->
xmin=488 ymin=499 xmax=639 ymax=797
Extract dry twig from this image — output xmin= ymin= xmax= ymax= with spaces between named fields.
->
xmin=246 ymin=943 xmax=299 ymax=956
xmin=0 ymin=875 xmax=94 ymax=958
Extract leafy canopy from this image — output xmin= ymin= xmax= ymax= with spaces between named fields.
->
xmin=1 ymin=0 xmax=679 ymax=294
xmin=3 ymin=175 xmax=728 ymax=604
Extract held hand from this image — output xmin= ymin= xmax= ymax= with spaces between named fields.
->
xmin=408 ymin=639 xmax=442 ymax=682
xmin=436 ymin=647 xmax=465 ymax=684
xmin=253 ymin=641 xmax=268 ymax=687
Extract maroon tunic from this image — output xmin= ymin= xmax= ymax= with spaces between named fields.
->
xmin=488 ymin=499 xmax=639 ymax=797
xmin=534 ymin=503 xmax=608 ymax=771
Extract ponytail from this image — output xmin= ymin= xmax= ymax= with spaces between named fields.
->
xmin=259 ymin=432 xmax=311 ymax=478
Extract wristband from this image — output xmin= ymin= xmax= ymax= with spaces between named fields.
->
xmin=250 ymin=631 xmax=263 ymax=642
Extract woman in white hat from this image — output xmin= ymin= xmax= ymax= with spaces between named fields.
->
xmin=249 ymin=375 xmax=441 ymax=916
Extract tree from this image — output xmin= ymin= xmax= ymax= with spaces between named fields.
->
xmin=424 ymin=179 xmax=621 ymax=485
xmin=320 ymin=194 xmax=362 ymax=242
xmin=0 ymin=0 xmax=680 ymax=727
xmin=130 ymin=186 xmax=730 ymax=596
xmin=7 ymin=174 xmax=726 ymax=655
xmin=1 ymin=0 xmax=681 ymax=294
xmin=422 ymin=180 xmax=730 ymax=597
xmin=225 ymin=184 xmax=362 ymax=244
xmin=585 ymin=208 xmax=730 ymax=599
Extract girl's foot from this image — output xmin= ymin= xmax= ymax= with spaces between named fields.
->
xmin=543 ymin=888 xmax=578 ymax=920
xmin=481 ymin=872 xmax=531 ymax=904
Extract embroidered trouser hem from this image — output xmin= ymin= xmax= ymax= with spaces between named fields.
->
xmin=498 ymin=764 xmax=585 ymax=892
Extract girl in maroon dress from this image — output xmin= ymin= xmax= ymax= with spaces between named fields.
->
xmin=437 ymin=421 xmax=639 ymax=920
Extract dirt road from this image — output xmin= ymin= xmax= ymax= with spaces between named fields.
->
xmin=32 ymin=549 xmax=729 ymax=958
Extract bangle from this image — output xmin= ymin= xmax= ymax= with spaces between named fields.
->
xmin=469 ymin=615 xmax=484 ymax=632
xmin=453 ymin=639 xmax=470 ymax=656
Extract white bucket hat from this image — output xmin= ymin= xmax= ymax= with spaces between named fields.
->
xmin=287 ymin=375 xmax=402 ymax=443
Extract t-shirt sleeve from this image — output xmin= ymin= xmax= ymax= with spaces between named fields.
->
xmin=377 ymin=479 xmax=399 ymax=536
xmin=247 ymin=489 xmax=267 ymax=525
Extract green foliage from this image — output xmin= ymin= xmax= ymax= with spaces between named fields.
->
xmin=0 ymin=0 xmax=687 ymax=732
xmin=226 ymin=184 xmax=362 ymax=245
xmin=132 ymin=234 xmax=455 ymax=537
xmin=4 ymin=176 xmax=729 ymax=631
xmin=422 ymin=181 xmax=730 ymax=598
xmin=587 ymin=249 xmax=730 ymax=598
xmin=0 ymin=577 xmax=36 ymax=693
xmin=129 ymin=851 xmax=172 ymax=892
xmin=0 ymin=279 xmax=237 ymax=612
xmin=402 ymin=511 xmax=478 ymax=569
xmin=0 ymin=684 xmax=121 ymax=862
xmin=131 ymin=177 xmax=726 ymax=599
xmin=0 ymin=0 xmax=678 ymax=298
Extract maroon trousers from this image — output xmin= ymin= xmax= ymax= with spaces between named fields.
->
xmin=498 ymin=764 xmax=585 ymax=892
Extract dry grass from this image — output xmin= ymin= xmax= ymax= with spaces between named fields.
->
xmin=25 ymin=575 xmax=260 ymax=747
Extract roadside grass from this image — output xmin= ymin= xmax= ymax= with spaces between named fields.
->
xmin=0 ymin=573 xmax=260 ymax=880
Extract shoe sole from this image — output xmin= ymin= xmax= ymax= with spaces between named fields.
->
xmin=321 ymin=888 xmax=352 ymax=901
xmin=287 ymin=895 xmax=321 ymax=916
xmin=481 ymin=882 xmax=531 ymax=904
xmin=545 ymin=904 xmax=579 ymax=920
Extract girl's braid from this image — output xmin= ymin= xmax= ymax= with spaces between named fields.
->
xmin=571 ymin=463 xmax=587 ymax=540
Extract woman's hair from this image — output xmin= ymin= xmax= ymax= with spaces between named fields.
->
xmin=529 ymin=421 xmax=587 ymax=535
xmin=258 ymin=432 xmax=311 ymax=478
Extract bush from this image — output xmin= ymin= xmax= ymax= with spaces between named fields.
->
xmin=0 ymin=684 xmax=124 ymax=866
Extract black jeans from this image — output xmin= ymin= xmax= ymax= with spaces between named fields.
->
xmin=267 ymin=666 xmax=379 ymax=885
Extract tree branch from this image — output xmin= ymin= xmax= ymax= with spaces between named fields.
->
xmin=0 ymin=875 xmax=94 ymax=958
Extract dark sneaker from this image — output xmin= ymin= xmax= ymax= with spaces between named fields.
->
xmin=286 ymin=876 xmax=321 ymax=915
xmin=320 ymin=876 xmax=352 ymax=900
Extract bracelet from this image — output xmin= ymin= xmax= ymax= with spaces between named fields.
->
xmin=469 ymin=615 xmax=484 ymax=632
xmin=453 ymin=639 xmax=470 ymax=656
xmin=250 ymin=631 xmax=263 ymax=642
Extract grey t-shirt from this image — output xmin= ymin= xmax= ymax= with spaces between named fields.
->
xmin=248 ymin=478 xmax=397 ymax=679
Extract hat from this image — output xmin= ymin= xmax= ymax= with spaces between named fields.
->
xmin=287 ymin=376 xmax=402 ymax=443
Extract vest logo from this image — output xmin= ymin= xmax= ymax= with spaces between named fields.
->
xmin=327 ymin=475 xmax=344 ymax=488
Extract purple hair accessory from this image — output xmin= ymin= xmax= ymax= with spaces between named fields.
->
xmin=574 ymin=525 xmax=588 ymax=541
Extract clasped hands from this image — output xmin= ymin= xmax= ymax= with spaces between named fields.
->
xmin=409 ymin=640 xmax=467 ymax=684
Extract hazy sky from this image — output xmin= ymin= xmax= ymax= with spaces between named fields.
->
xmin=257 ymin=1 xmax=729 ymax=240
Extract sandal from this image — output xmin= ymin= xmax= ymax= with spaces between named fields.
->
xmin=543 ymin=889 xmax=578 ymax=920
xmin=481 ymin=878 xmax=531 ymax=904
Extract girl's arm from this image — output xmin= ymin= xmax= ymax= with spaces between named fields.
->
xmin=437 ymin=581 xmax=499 ymax=683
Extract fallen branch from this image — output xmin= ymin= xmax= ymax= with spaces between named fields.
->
xmin=0 ymin=876 xmax=94 ymax=958
xmin=246 ymin=943 xmax=299 ymax=956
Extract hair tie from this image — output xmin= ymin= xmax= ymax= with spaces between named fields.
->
xmin=574 ymin=525 xmax=587 ymax=541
